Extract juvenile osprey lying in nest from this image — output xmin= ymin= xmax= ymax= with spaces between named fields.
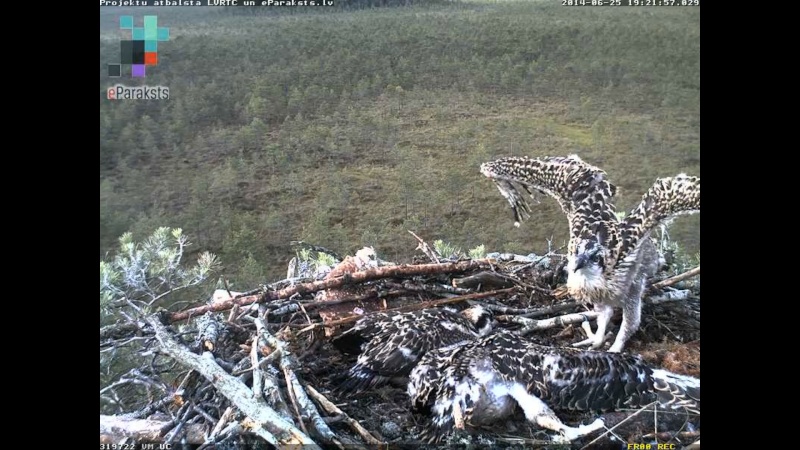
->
xmin=408 ymin=330 xmax=700 ymax=444
xmin=480 ymin=155 xmax=700 ymax=352
xmin=331 ymin=306 xmax=494 ymax=393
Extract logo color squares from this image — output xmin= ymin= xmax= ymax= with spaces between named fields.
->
xmin=108 ymin=15 xmax=169 ymax=78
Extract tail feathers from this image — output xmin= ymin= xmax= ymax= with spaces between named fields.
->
xmin=650 ymin=369 xmax=700 ymax=414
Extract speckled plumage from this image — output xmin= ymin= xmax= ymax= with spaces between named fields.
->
xmin=409 ymin=330 xmax=700 ymax=443
xmin=331 ymin=306 xmax=494 ymax=393
xmin=480 ymin=155 xmax=700 ymax=352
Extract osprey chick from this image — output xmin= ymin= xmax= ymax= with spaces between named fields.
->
xmin=331 ymin=306 xmax=494 ymax=393
xmin=408 ymin=330 xmax=699 ymax=443
xmin=480 ymin=155 xmax=699 ymax=352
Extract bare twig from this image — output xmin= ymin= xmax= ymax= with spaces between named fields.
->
xmin=306 ymin=385 xmax=383 ymax=446
xmin=580 ymin=402 xmax=658 ymax=450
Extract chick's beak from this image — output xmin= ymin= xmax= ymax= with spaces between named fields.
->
xmin=574 ymin=253 xmax=589 ymax=271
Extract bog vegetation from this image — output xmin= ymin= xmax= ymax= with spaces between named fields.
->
xmin=99 ymin=0 xmax=700 ymax=289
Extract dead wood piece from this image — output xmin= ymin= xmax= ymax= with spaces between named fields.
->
xmin=100 ymin=415 xmax=206 ymax=444
xmin=300 ymin=288 xmax=516 ymax=332
xmin=651 ymin=266 xmax=700 ymax=291
xmin=252 ymin=317 xmax=293 ymax=422
xmin=170 ymin=259 xmax=492 ymax=323
xmin=408 ymin=230 xmax=440 ymax=263
xmin=452 ymin=271 xmax=517 ymax=290
xmin=306 ymin=385 xmax=383 ymax=446
xmin=145 ymin=315 xmax=320 ymax=449
xmin=501 ymin=311 xmax=600 ymax=336
xmin=649 ymin=289 xmax=692 ymax=304
xmin=196 ymin=312 xmax=223 ymax=351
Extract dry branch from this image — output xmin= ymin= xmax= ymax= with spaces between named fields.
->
xmin=306 ymin=385 xmax=384 ymax=446
xmin=502 ymin=311 xmax=600 ymax=335
xmin=452 ymin=271 xmax=517 ymax=290
xmin=299 ymin=288 xmax=516 ymax=332
xmin=250 ymin=319 xmax=292 ymax=421
xmin=170 ymin=259 xmax=493 ymax=322
xmin=100 ymin=415 xmax=206 ymax=444
xmin=145 ymin=315 xmax=320 ymax=449
xmin=650 ymin=266 xmax=700 ymax=291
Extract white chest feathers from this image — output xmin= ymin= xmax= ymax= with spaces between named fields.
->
xmin=566 ymin=256 xmax=608 ymax=302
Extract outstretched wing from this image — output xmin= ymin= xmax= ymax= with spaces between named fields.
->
xmin=618 ymin=174 xmax=700 ymax=262
xmin=480 ymin=155 xmax=618 ymax=241
xmin=336 ymin=309 xmax=481 ymax=392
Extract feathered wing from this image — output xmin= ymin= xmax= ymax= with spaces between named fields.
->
xmin=410 ymin=331 xmax=699 ymax=442
xmin=335 ymin=309 xmax=483 ymax=392
xmin=494 ymin=333 xmax=699 ymax=413
xmin=480 ymin=155 xmax=618 ymax=243
xmin=330 ymin=312 xmax=392 ymax=355
xmin=618 ymin=174 xmax=700 ymax=263
xmin=408 ymin=341 xmax=477 ymax=442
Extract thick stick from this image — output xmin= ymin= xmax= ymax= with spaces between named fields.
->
xmin=100 ymin=415 xmax=206 ymax=444
xmin=502 ymin=311 xmax=600 ymax=335
xmin=170 ymin=260 xmax=493 ymax=322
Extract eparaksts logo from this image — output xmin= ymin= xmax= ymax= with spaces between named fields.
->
xmin=107 ymin=84 xmax=169 ymax=100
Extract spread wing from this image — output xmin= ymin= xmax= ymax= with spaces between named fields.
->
xmin=335 ymin=309 xmax=480 ymax=392
xmin=618 ymin=174 xmax=700 ymax=262
xmin=480 ymin=155 xmax=619 ymax=242
xmin=411 ymin=331 xmax=699 ymax=428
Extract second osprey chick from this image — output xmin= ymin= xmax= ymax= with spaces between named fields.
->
xmin=331 ymin=306 xmax=494 ymax=393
